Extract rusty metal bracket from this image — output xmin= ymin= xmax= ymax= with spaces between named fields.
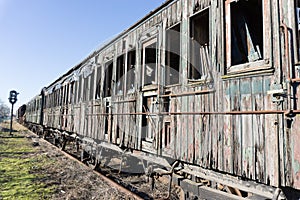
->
xmin=267 ymin=83 xmax=286 ymax=103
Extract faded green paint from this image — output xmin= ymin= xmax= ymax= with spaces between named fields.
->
xmin=240 ymin=81 xmax=251 ymax=94
xmin=252 ymin=79 xmax=263 ymax=94
xmin=229 ymin=83 xmax=239 ymax=96
xmin=264 ymin=78 xmax=271 ymax=91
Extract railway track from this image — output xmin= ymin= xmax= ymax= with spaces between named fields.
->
xmin=28 ymin=129 xmax=181 ymax=200
xmin=43 ymin=140 xmax=144 ymax=200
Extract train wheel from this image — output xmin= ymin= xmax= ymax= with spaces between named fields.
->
xmin=86 ymin=156 xmax=99 ymax=170
xmin=81 ymin=149 xmax=99 ymax=170
xmin=60 ymin=139 xmax=67 ymax=151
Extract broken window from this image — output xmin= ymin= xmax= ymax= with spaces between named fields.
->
xmin=89 ymin=71 xmax=95 ymax=100
xmin=60 ymin=88 xmax=63 ymax=106
xmin=73 ymin=81 xmax=78 ymax=104
xmin=77 ymin=75 xmax=82 ymax=103
xmin=189 ymin=9 xmax=210 ymax=80
xmin=55 ymin=90 xmax=58 ymax=107
xmin=226 ymin=0 xmax=263 ymax=67
xmin=64 ymin=85 xmax=69 ymax=105
xmin=54 ymin=91 xmax=57 ymax=106
xmin=163 ymin=97 xmax=170 ymax=112
xmin=142 ymin=97 xmax=156 ymax=142
xmin=142 ymin=38 xmax=157 ymax=86
xmin=116 ymin=54 xmax=125 ymax=95
xmin=83 ymin=77 xmax=89 ymax=101
xmin=163 ymin=122 xmax=171 ymax=147
xmin=70 ymin=82 xmax=74 ymax=104
xmin=165 ymin=24 xmax=180 ymax=85
xmin=103 ymin=61 xmax=113 ymax=97
xmin=95 ymin=66 xmax=102 ymax=99
xmin=126 ymin=50 xmax=136 ymax=93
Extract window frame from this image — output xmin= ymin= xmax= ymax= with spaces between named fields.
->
xmin=126 ymin=49 xmax=136 ymax=94
xmin=188 ymin=7 xmax=211 ymax=81
xmin=165 ymin=22 xmax=181 ymax=86
xmin=142 ymin=37 xmax=158 ymax=87
xmin=225 ymin=0 xmax=272 ymax=74
xmin=116 ymin=54 xmax=126 ymax=95
xmin=103 ymin=60 xmax=113 ymax=98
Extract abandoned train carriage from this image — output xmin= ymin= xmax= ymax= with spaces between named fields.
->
xmin=22 ymin=0 xmax=300 ymax=199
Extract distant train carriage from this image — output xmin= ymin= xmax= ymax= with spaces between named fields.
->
xmin=22 ymin=0 xmax=300 ymax=199
xmin=16 ymin=104 xmax=26 ymax=124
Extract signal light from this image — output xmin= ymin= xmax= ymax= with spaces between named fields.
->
xmin=8 ymin=90 xmax=18 ymax=105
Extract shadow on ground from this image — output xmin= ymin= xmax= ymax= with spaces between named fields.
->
xmin=0 ymin=126 xmax=24 ymax=138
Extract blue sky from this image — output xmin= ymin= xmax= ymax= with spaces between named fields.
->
xmin=0 ymin=0 xmax=165 ymax=109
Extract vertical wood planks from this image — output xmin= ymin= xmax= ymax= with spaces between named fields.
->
xmin=188 ymin=93 xmax=195 ymax=163
xmin=231 ymin=79 xmax=242 ymax=176
xmin=181 ymin=93 xmax=188 ymax=161
xmin=194 ymin=87 xmax=201 ymax=165
xmin=223 ymin=80 xmax=233 ymax=173
xmin=176 ymin=88 xmax=182 ymax=160
xmin=252 ymin=78 xmax=265 ymax=183
xmin=240 ymin=78 xmax=254 ymax=179
xmin=264 ymin=78 xmax=279 ymax=186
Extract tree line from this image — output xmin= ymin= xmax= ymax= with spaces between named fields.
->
xmin=0 ymin=99 xmax=10 ymax=119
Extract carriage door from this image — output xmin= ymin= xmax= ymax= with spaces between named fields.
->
xmin=141 ymin=37 xmax=159 ymax=153
xmin=103 ymin=60 xmax=113 ymax=142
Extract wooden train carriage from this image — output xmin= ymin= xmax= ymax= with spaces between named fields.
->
xmin=25 ymin=0 xmax=300 ymax=198
xmin=25 ymin=95 xmax=43 ymax=132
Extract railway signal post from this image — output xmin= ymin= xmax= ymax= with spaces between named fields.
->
xmin=8 ymin=90 xmax=18 ymax=135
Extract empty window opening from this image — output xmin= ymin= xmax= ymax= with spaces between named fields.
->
xmin=189 ymin=9 xmax=210 ymax=80
xmin=229 ymin=0 xmax=263 ymax=66
xmin=141 ymin=97 xmax=149 ymax=141
xmin=95 ymin=66 xmax=102 ymax=99
xmin=70 ymin=82 xmax=75 ymax=104
xmin=65 ymin=85 xmax=69 ymax=105
xmin=59 ymin=89 xmax=63 ymax=106
xmin=116 ymin=126 xmax=121 ymax=144
xmin=164 ymin=122 xmax=171 ymax=147
xmin=62 ymin=86 xmax=66 ymax=106
xmin=163 ymin=97 xmax=170 ymax=112
xmin=116 ymin=54 xmax=125 ymax=95
xmin=142 ymin=97 xmax=156 ymax=142
xmin=165 ymin=24 xmax=181 ymax=85
xmin=103 ymin=61 xmax=113 ymax=97
xmin=55 ymin=90 xmax=58 ymax=106
xmin=54 ymin=90 xmax=57 ymax=107
xmin=83 ymin=76 xmax=90 ymax=101
xmin=104 ymin=102 xmax=110 ymax=138
xmin=126 ymin=50 xmax=136 ymax=93
xmin=73 ymin=81 xmax=78 ymax=104
xmin=89 ymin=71 xmax=95 ymax=100
xmin=77 ymin=76 xmax=82 ymax=103
xmin=54 ymin=90 xmax=57 ymax=106
xmin=143 ymin=39 xmax=157 ymax=86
